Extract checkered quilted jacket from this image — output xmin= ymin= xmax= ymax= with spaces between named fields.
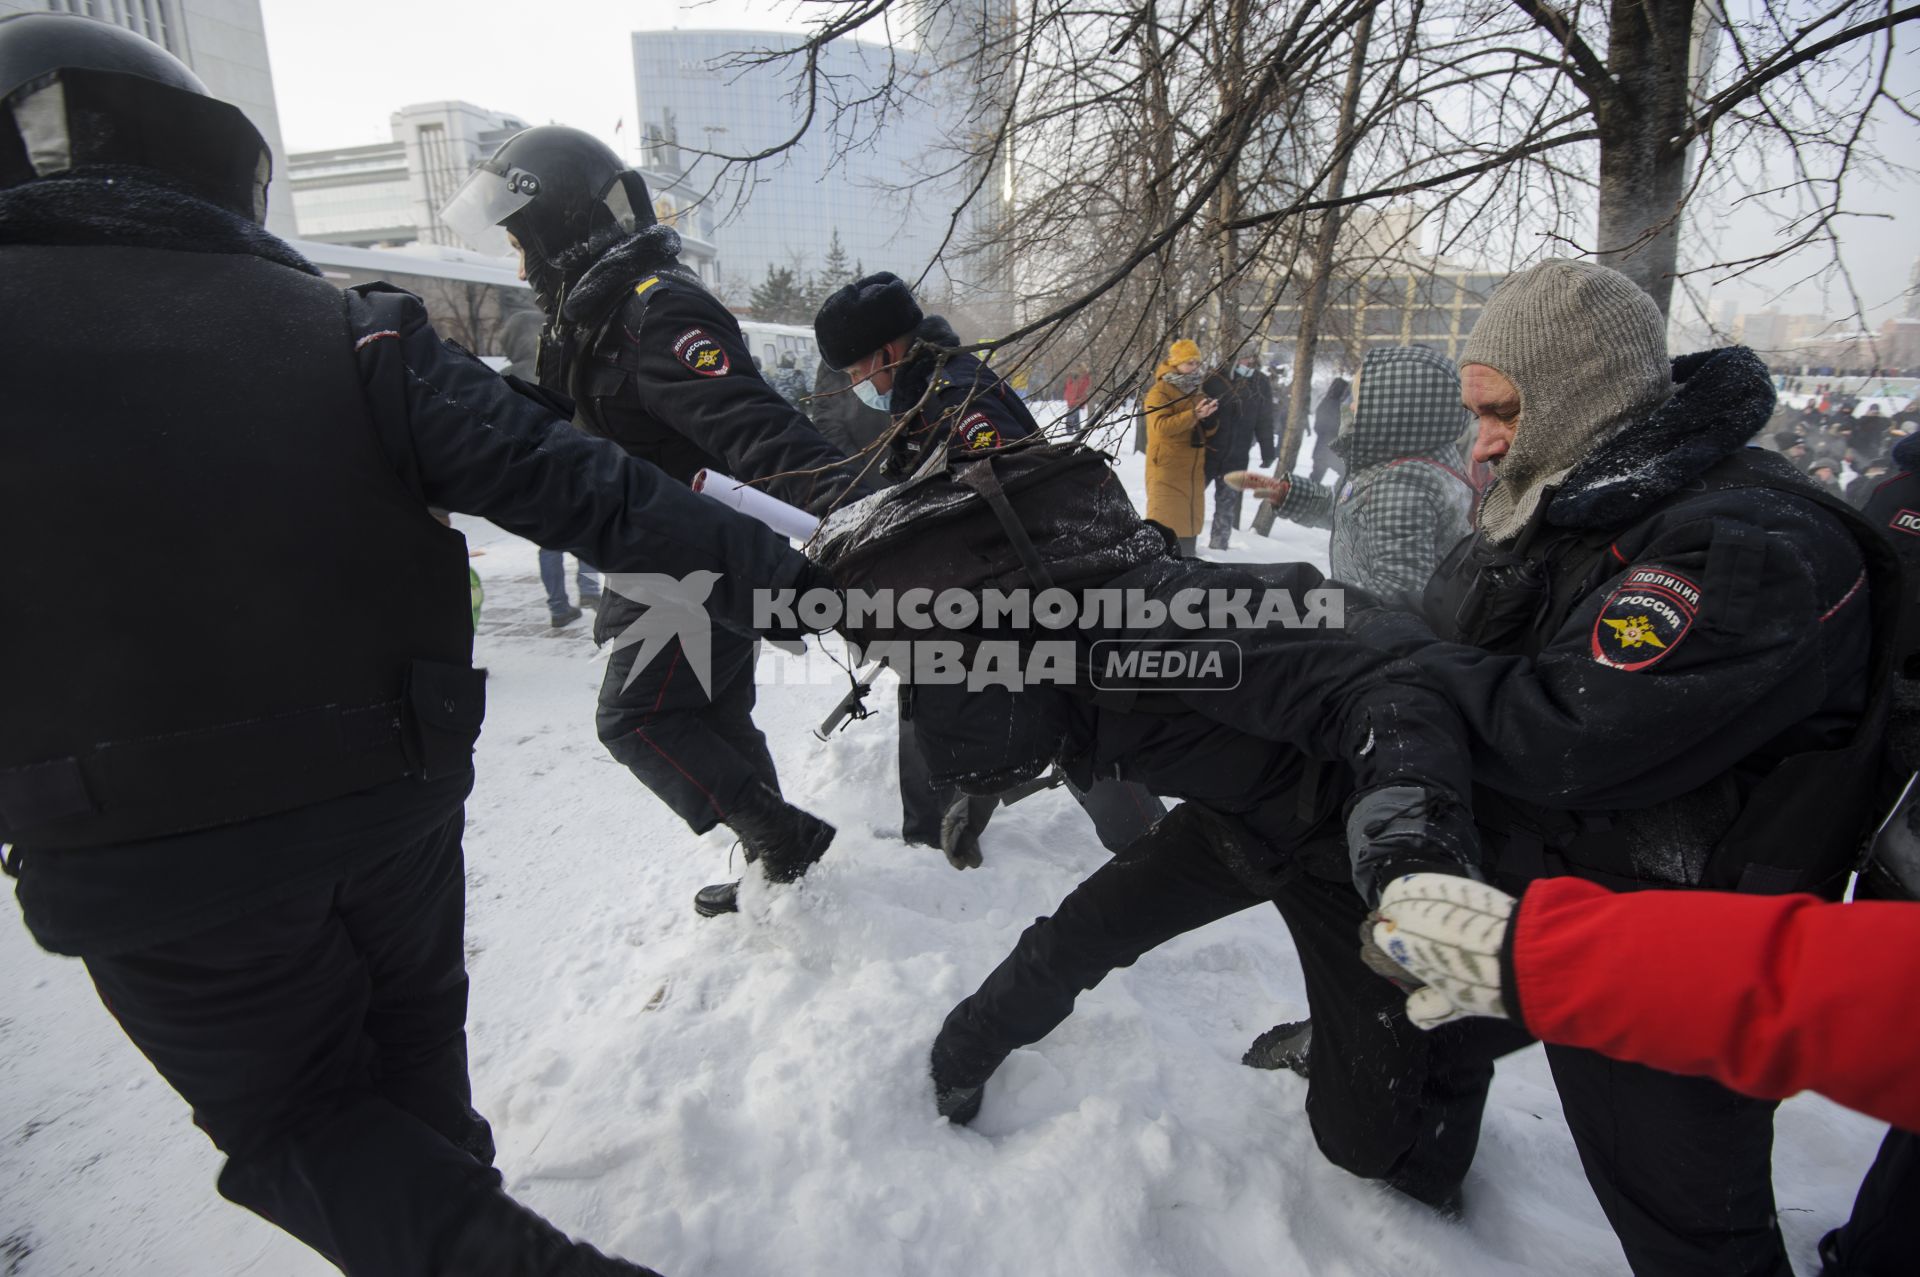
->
xmin=1272 ymin=346 xmax=1478 ymax=609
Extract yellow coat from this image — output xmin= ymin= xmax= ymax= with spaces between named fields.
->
xmin=1143 ymin=364 xmax=1215 ymax=538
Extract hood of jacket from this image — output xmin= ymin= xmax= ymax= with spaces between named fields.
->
xmin=1334 ymin=346 xmax=1466 ymax=470
xmin=1540 ymin=345 xmax=1778 ymax=532
xmin=0 ymin=165 xmax=318 ymax=276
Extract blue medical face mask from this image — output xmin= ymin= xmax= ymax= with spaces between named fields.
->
xmin=852 ymin=376 xmax=892 ymax=412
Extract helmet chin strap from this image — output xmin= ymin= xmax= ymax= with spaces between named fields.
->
xmin=523 ymin=253 xmax=565 ymax=316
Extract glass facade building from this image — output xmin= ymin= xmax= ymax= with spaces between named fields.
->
xmin=632 ymin=29 xmax=975 ymax=299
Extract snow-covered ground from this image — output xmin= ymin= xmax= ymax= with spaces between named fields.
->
xmin=1 ymin=445 xmax=1886 ymax=1276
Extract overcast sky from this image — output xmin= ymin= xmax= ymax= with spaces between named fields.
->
xmin=258 ymin=0 xmax=1917 ymax=326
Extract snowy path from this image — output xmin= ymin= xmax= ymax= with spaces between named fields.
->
xmin=1 ymin=448 xmax=1886 ymax=1276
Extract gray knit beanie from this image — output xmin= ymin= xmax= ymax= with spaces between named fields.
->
xmin=1463 ymin=259 xmax=1672 ymax=542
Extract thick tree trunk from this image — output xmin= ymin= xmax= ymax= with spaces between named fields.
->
xmin=1594 ymin=0 xmax=1697 ymax=317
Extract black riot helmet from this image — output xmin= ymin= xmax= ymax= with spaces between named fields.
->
xmin=0 ymin=12 xmax=272 ymax=222
xmin=441 ymin=126 xmax=654 ymax=313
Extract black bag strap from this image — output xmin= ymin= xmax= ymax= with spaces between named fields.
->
xmin=956 ymin=456 xmax=1057 ymax=591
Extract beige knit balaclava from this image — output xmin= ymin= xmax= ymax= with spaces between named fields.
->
xmin=1463 ymin=259 xmax=1673 ymax=543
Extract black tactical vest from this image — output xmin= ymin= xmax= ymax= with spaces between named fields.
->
xmin=0 ymin=245 xmax=479 ymax=849
xmin=1424 ymin=450 xmax=1903 ymax=898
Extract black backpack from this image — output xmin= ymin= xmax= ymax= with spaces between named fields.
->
xmin=809 ymin=439 xmax=1169 ymax=644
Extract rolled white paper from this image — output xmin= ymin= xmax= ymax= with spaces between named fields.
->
xmin=691 ymin=469 xmax=822 ymax=542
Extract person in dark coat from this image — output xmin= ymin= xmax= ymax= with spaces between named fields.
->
xmin=1200 ymin=353 xmax=1276 ymax=550
xmin=812 ymin=273 xmax=1167 ymax=868
xmin=443 ymin=125 xmax=864 ymax=919
xmin=1200 ymin=362 xmax=1253 ymax=550
xmin=1255 ymin=260 xmax=1892 ymax=1276
xmin=813 ymin=270 xmax=1041 ymax=478
xmin=1307 ymin=374 xmax=1350 ymax=485
xmin=806 ymin=356 xmax=893 ymax=465
xmin=0 ymin=15 xmax=829 ymax=1273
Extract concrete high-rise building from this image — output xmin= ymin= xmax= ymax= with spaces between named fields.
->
xmin=290 ymin=102 xmax=528 ymax=250
xmin=1 ymin=0 xmax=296 ymax=238
xmin=631 ymin=29 xmax=988 ymax=305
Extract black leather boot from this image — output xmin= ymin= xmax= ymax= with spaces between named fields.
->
xmin=693 ymin=783 xmax=835 ymax=917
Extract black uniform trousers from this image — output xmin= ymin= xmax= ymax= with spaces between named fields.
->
xmin=896 ymin=702 xmax=1166 ymax=853
xmin=80 ymin=810 xmax=498 ymax=1276
xmin=1825 ymin=1128 xmax=1920 ymax=1276
xmin=938 ymin=807 xmax=1792 ymax=1276
xmin=596 ymin=617 xmax=777 ymax=835
xmin=935 ymin=807 xmax=1516 ymax=1204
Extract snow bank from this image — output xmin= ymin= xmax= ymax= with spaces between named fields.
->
xmin=1 ymin=455 xmax=1883 ymax=1276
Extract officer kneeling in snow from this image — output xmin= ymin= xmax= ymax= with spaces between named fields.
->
xmin=0 ymin=15 xmax=826 ymax=1275
xmin=441 ymin=127 xmax=864 ymax=919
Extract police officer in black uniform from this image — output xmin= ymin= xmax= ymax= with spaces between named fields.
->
xmin=442 ymin=128 xmax=866 ymax=919
xmin=0 ymin=15 xmax=826 ymax=1274
xmin=812 ymin=273 xmax=1167 ymax=864
xmin=1257 ymin=261 xmax=1899 ymax=1276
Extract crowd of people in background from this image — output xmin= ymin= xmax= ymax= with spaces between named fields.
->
xmin=1758 ymin=390 xmax=1920 ymax=508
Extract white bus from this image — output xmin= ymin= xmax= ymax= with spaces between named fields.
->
xmin=737 ymin=320 xmax=821 ymax=376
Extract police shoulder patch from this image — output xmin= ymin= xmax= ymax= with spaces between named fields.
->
xmin=672 ymin=327 xmax=730 ymax=377
xmin=1889 ymin=508 xmax=1920 ymax=537
xmin=958 ymin=411 xmax=1002 ymax=452
xmin=1590 ymin=565 xmax=1701 ymax=671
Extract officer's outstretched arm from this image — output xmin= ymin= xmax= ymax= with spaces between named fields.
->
xmin=345 ymin=285 xmax=818 ymax=639
xmin=623 ymin=287 xmax=864 ymax=514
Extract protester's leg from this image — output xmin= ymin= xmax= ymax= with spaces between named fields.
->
xmin=897 ymin=692 xmax=951 ymax=847
xmin=576 ymin=560 xmax=601 ymax=605
xmin=1065 ymin=776 xmax=1166 ymax=853
xmin=596 ymin=609 xmax=769 ymax=834
xmin=1544 ymin=1043 xmax=1792 ymax=1277
xmin=1823 ymin=1128 xmax=1920 ymax=1276
xmin=1176 ymin=535 xmax=1199 ymax=557
xmin=81 ymin=818 xmax=499 ymax=1274
xmin=1210 ymin=478 xmax=1241 ymax=549
xmin=1269 ymin=869 xmax=1526 ymax=1208
xmin=537 ymin=547 xmax=568 ymax=615
xmin=933 ymin=805 xmax=1263 ymax=1094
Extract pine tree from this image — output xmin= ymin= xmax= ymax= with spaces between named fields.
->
xmin=822 ymin=229 xmax=851 ymax=286
xmin=749 ymin=265 xmax=811 ymax=325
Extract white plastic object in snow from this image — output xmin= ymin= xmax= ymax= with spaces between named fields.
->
xmin=692 ymin=469 xmax=821 ymax=542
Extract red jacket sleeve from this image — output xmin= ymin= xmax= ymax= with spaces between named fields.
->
xmin=1513 ymin=878 xmax=1920 ymax=1133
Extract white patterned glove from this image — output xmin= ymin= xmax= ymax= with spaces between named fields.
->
xmin=1366 ymin=873 xmax=1519 ymax=1029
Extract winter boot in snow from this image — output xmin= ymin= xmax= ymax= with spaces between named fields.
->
xmin=437 ymin=1183 xmax=665 ymax=1276
xmin=693 ymin=782 xmax=835 ymax=916
xmin=1243 ymin=1018 xmax=1312 ymax=1078
xmin=929 ymin=1013 xmax=1011 ymax=1126
xmin=939 ymin=791 xmax=995 ymax=869
xmin=549 ymin=603 xmax=583 ymax=629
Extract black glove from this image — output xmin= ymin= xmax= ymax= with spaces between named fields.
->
xmin=1344 ymin=784 xmax=1482 ymax=907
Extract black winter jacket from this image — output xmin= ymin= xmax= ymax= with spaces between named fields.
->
xmin=1355 ymin=347 xmax=1881 ymax=892
xmin=549 ymin=228 xmax=863 ymax=515
xmin=2 ymin=170 xmax=818 ymax=954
